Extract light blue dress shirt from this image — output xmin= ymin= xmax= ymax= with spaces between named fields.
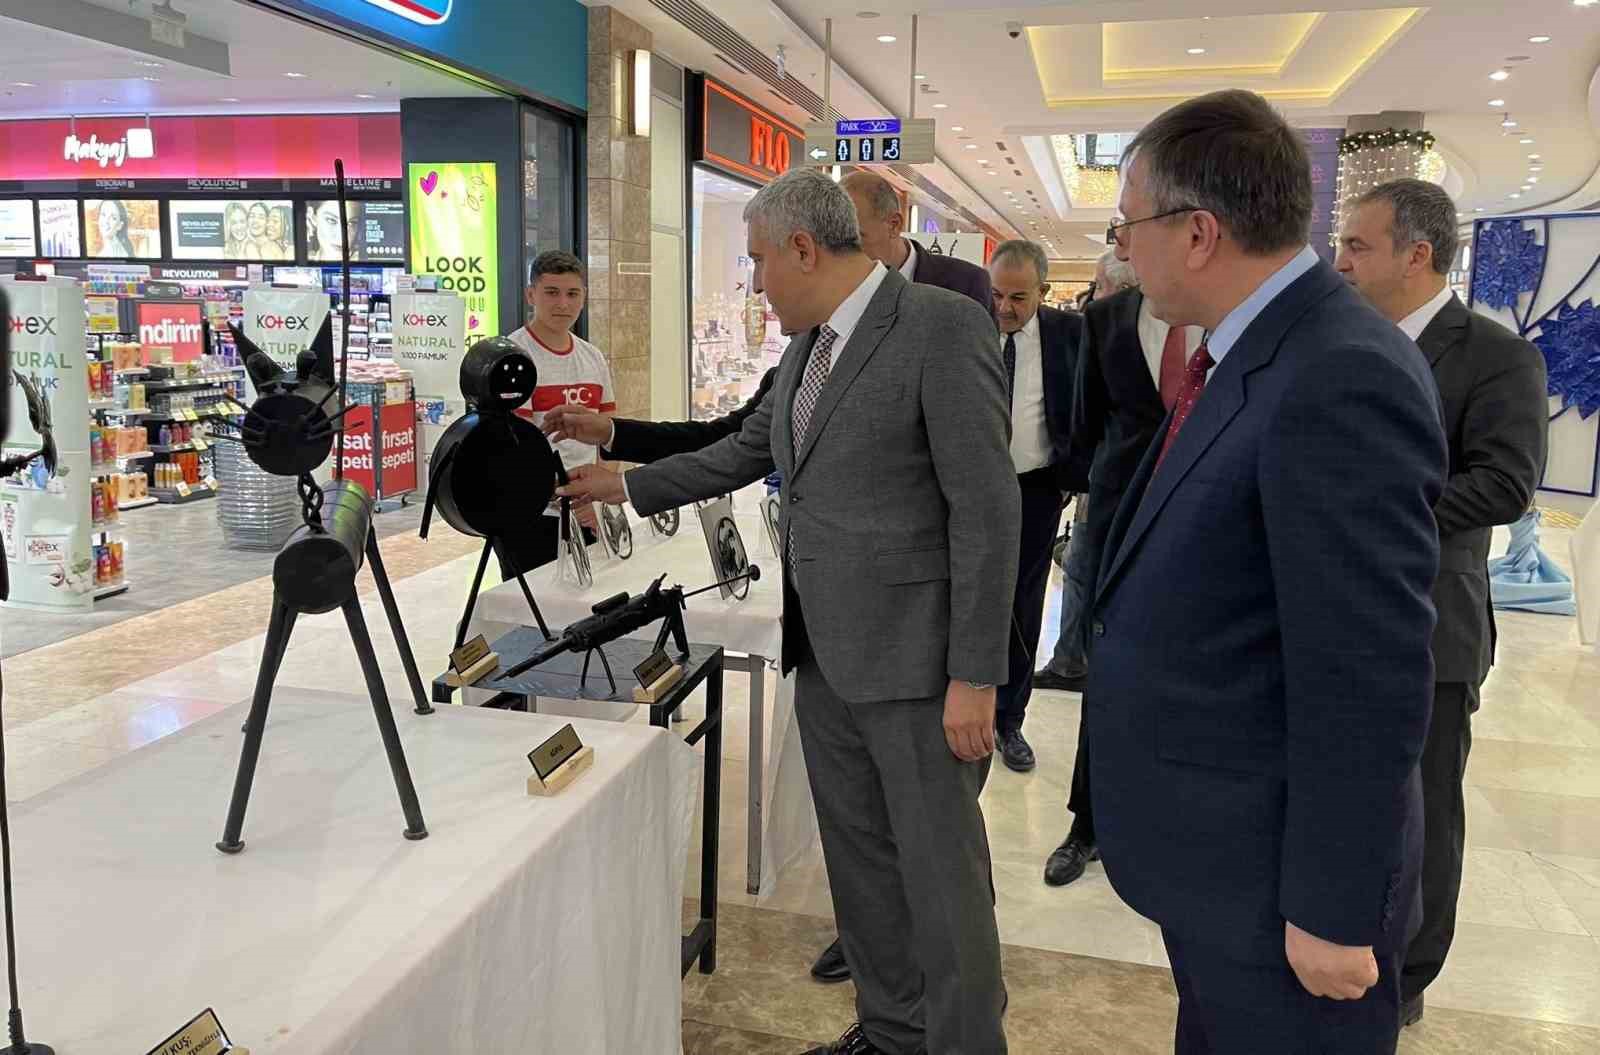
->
xmin=1204 ymin=246 xmax=1321 ymax=371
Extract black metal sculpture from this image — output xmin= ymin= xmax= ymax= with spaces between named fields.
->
xmin=215 ymin=159 xmax=428 ymax=854
xmin=420 ymin=336 xmax=573 ymax=649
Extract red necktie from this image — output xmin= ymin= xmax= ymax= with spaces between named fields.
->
xmin=1156 ymin=342 xmax=1214 ymax=468
xmin=1158 ymin=325 xmax=1189 ymax=412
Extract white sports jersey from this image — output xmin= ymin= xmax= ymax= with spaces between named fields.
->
xmin=504 ymin=324 xmax=617 ymax=474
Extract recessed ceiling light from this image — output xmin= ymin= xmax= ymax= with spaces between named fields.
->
xmin=284 ymin=71 xmax=307 ymax=78
xmin=220 ymin=96 xmax=239 ymax=102
xmin=1529 ymin=153 xmax=1541 ymax=159
xmin=914 ymin=73 xmax=926 ymax=80
xmin=9 ymin=81 xmax=35 ymax=88
xmin=99 ymin=96 xmax=116 ymax=103
xmin=950 ymin=125 xmax=965 ymax=132
xmin=1576 ymin=0 xmax=1597 ymax=7
xmin=875 ymin=35 xmax=897 ymax=43
xmin=1529 ymin=176 xmax=1540 ymax=183
xmin=857 ymin=10 xmax=881 ymax=18
xmin=988 ymin=170 xmax=999 ymax=176
xmin=1530 ymin=35 xmax=1551 ymax=43
xmin=1520 ymin=137 xmax=1535 ymax=144
xmin=932 ymin=102 xmax=949 ymax=109
xmin=134 ymin=59 xmax=164 ymax=68
xmin=1510 ymin=192 xmax=1523 ymax=198
xmin=1187 ymin=47 xmax=1207 ymax=55
xmin=1531 ymin=165 xmax=1544 ymax=171
xmin=355 ymin=93 xmax=376 ymax=99
xmin=1503 ymin=118 xmax=1519 ymax=128
xmin=1490 ymin=69 xmax=1510 ymax=81
xmin=1475 ymin=207 xmax=1486 ymax=212
xmin=140 ymin=75 xmax=160 ymax=82
xmin=1489 ymin=99 xmax=1506 ymax=107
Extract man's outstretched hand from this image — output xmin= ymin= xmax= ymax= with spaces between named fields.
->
xmin=543 ymin=405 xmax=613 ymax=447
xmin=557 ymin=463 xmax=627 ymax=507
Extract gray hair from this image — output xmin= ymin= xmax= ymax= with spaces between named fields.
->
xmin=991 ymin=239 xmax=1049 ymax=285
xmin=744 ymin=168 xmax=862 ymax=253
xmin=839 ymin=170 xmax=902 ymax=222
xmin=1097 ymin=249 xmax=1138 ymax=293
xmin=1356 ymin=179 xmax=1459 ymax=276
xmin=1123 ymin=89 xmax=1312 ymax=255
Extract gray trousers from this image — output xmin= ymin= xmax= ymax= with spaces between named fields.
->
xmin=795 ymin=657 xmax=1008 ymax=1055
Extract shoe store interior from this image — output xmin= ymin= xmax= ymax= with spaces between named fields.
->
xmin=0 ymin=1 xmax=1598 ymax=1053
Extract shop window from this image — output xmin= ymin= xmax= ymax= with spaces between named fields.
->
xmin=690 ymin=168 xmax=782 ymax=421
xmin=521 ymin=104 xmax=576 ymax=309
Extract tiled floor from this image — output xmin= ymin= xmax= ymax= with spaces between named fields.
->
xmin=2 ymin=516 xmax=1596 ymax=1053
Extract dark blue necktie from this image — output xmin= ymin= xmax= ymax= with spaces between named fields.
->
xmin=1002 ymin=332 xmax=1017 ymax=400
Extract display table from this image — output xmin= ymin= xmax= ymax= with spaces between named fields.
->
xmin=469 ymin=503 xmax=818 ymax=895
xmin=11 ymin=689 xmax=699 ymax=1054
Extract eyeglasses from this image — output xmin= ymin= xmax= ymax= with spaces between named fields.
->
xmin=1106 ymin=207 xmax=1202 ymax=246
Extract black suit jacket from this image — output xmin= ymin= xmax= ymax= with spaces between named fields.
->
xmin=605 ymin=247 xmax=994 ymax=464
xmin=1069 ymin=288 xmax=1167 ymax=502
xmin=1033 ymin=305 xmax=1088 ymax=491
xmin=1089 ymin=259 xmax=1446 ymax=964
xmin=1419 ymin=294 xmax=1548 ymax=687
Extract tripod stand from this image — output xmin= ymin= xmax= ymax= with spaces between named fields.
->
xmin=217 ymin=516 xmax=429 ymax=854
xmin=455 ymin=535 xmax=554 ymax=650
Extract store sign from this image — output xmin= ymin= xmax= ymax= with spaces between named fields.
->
xmin=361 ymin=0 xmax=452 ymax=24
xmin=63 ymin=128 xmax=155 ymax=169
xmin=805 ymin=118 xmax=936 ymax=167
xmin=391 ymin=291 xmax=465 ymax=405
xmin=136 ymin=301 xmax=206 ymax=363
xmin=408 ymin=162 xmax=498 ymax=336
xmin=698 ymin=78 xmax=802 ymax=185
xmin=242 ymin=288 xmax=331 ymax=373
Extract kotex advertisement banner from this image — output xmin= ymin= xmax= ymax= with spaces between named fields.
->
xmin=242 ymin=286 xmax=332 ymax=373
xmin=408 ymin=162 xmax=499 ymax=339
xmin=391 ymin=291 xmax=465 ymax=406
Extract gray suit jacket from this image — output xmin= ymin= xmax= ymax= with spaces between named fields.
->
xmin=627 ymin=267 xmax=1021 ymax=703
xmin=1420 ymin=295 xmax=1548 ymax=688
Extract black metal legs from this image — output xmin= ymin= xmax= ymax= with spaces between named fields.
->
xmin=216 ymin=591 xmax=427 ymax=854
xmin=455 ymin=540 xmax=495 ymax=650
xmin=342 ymin=598 xmax=429 ymax=841
xmin=217 ymin=599 xmax=299 ymax=854
xmin=366 ymin=533 xmax=433 ymax=715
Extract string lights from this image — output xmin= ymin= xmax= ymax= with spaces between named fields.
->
xmin=1331 ymin=128 xmax=1446 ymax=247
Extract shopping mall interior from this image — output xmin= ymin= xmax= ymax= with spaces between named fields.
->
xmin=0 ymin=0 xmax=1597 ymax=1052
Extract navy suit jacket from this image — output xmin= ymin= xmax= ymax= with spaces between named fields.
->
xmin=1088 ymin=259 xmax=1447 ymax=963
xmin=1035 ymin=305 xmax=1088 ymax=491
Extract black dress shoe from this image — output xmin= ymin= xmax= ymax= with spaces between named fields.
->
xmin=999 ymin=728 xmax=1036 ymax=772
xmin=802 ymin=1023 xmax=884 ymax=1054
xmin=1401 ymin=994 xmax=1424 ymax=1028
xmin=1032 ymin=668 xmax=1087 ymax=693
xmin=1043 ymin=835 xmax=1099 ymax=886
xmin=810 ymin=937 xmax=851 ymax=983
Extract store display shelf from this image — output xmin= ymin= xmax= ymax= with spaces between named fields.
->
xmin=151 ymin=485 xmax=214 ymax=505
xmin=91 ymin=520 xmax=124 ymax=534
xmin=107 ymin=407 xmax=153 ymax=417
xmin=149 ymin=443 xmax=201 ymax=454
xmin=115 ymin=367 xmax=151 ymax=377
xmin=118 ymin=496 xmax=159 ymax=511
xmin=91 ymin=454 xmax=153 ymax=474
xmin=94 ymin=581 xmax=131 ymax=601
xmin=142 ymin=408 xmax=240 ymax=422
xmin=87 ymin=398 xmax=117 ymax=411
xmin=141 ymin=376 xmax=244 ymax=392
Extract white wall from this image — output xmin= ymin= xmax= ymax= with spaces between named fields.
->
xmin=649 ymin=91 xmax=687 ymax=421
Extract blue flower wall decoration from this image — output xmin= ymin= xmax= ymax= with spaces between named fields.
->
xmin=1533 ymin=300 xmax=1600 ymax=419
xmin=1472 ymin=220 xmax=1545 ymax=312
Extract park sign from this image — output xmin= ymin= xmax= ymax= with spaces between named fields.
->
xmin=804 ymin=117 xmax=936 ymax=166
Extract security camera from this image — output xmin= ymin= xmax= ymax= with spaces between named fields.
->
xmin=1006 ymin=21 xmax=1023 ymax=39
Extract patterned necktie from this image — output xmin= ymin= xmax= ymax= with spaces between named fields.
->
xmin=1157 ymin=325 xmax=1189 ymax=412
xmin=787 ymin=324 xmax=839 ymax=574
xmin=1155 ymin=341 xmax=1214 ymax=468
xmin=1002 ymin=332 xmax=1018 ymax=402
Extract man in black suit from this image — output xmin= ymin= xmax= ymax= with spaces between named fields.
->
xmin=1041 ymin=250 xmax=1203 ymax=887
xmin=1093 ymin=90 xmax=1446 ymax=1052
xmin=988 ymin=239 xmax=1086 ymax=772
xmin=541 ymin=172 xmax=993 ymax=988
xmin=1337 ymin=178 xmax=1548 ymax=1027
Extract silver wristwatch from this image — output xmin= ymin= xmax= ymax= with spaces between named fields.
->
xmin=964 ymin=681 xmax=994 ymax=691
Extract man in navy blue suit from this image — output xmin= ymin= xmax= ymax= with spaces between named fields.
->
xmin=1090 ymin=89 xmax=1447 ymax=1053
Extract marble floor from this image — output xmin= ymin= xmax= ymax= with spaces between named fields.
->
xmin=2 ymin=516 xmax=1596 ymax=1053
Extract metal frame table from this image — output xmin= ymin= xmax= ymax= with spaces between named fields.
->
xmin=434 ymin=630 xmax=722 ymax=975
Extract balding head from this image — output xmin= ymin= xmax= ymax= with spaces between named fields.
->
xmin=841 ymin=170 xmax=908 ymax=267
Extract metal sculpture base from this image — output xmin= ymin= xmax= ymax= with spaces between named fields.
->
xmin=216 ymin=534 xmax=430 ymax=854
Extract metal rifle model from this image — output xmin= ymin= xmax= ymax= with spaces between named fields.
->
xmin=496 ymin=566 xmax=761 ymax=696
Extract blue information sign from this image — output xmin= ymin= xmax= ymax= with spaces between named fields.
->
xmin=836 ymin=118 xmax=902 ymax=136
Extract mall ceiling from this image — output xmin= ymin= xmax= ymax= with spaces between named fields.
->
xmin=614 ymin=0 xmax=1600 ymax=259
xmin=0 ymin=0 xmax=490 ymax=119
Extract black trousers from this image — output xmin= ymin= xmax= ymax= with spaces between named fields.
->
xmin=994 ymin=467 xmax=1064 ymax=735
xmin=1402 ymin=680 xmax=1476 ymax=1001
xmin=1164 ymin=930 xmax=1403 ymax=1054
xmin=1063 ymin=484 xmax=1120 ymax=844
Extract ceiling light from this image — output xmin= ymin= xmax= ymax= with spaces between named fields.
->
xmin=964 ymin=143 xmax=977 ymax=149
xmin=1529 ymin=153 xmax=1541 ymax=159
xmin=140 ymin=76 xmax=160 ymax=82
xmin=9 ymin=81 xmax=35 ymax=88
xmin=1529 ymin=176 xmax=1540 ymax=183
xmin=1187 ymin=47 xmax=1207 ymax=55
xmin=1530 ymin=35 xmax=1551 ymax=43
xmin=1531 ymin=165 xmax=1544 ymax=171
xmin=857 ymin=10 xmax=881 ymax=18
xmin=1576 ymin=0 xmax=1597 ymax=7
xmin=1502 ymin=118 xmax=1519 ymax=128
xmin=99 ymin=96 xmax=116 ymax=104
xmin=1475 ymin=207 xmax=1486 ymax=212
xmin=950 ymin=125 xmax=964 ymax=132
xmin=1488 ymin=99 xmax=1506 ymax=107
xmin=355 ymin=92 xmax=376 ymax=99
xmin=220 ymin=96 xmax=239 ymax=102
xmin=134 ymin=60 xmax=164 ymax=68
xmin=875 ymin=35 xmax=897 ymax=43
xmin=284 ymin=71 xmax=307 ymax=78
xmin=988 ymin=170 xmax=999 ymax=176
xmin=914 ymin=73 xmax=926 ymax=80
xmin=1490 ymin=69 xmax=1510 ymax=81
xmin=932 ymin=102 xmax=949 ymax=109
xmin=1510 ymin=192 xmax=1523 ymax=198
xmin=1520 ymin=137 xmax=1534 ymax=144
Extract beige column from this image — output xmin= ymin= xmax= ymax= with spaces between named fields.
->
xmin=587 ymin=6 xmax=654 ymax=420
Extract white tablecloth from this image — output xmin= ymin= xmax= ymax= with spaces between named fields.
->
xmin=471 ymin=497 xmax=820 ymax=894
xmin=13 ymin=689 xmax=699 ymax=1054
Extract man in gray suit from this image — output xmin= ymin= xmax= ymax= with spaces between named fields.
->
xmin=560 ymin=167 xmax=1019 ymax=1055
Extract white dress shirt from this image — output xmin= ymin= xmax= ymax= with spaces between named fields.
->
xmin=897 ymin=237 xmax=919 ymax=281
xmin=1206 ymin=246 xmax=1320 ymax=372
xmin=1397 ymin=284 xmax=1455 ymax=343
xmin=1005 ymin=312 xmax=1051 ymax=474
xmin=1136 ymin=296 xmax=1202 ymax=390
xmin=620 ymin=262 xmax=889 ymax=503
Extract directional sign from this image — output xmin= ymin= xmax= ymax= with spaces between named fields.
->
xmin=806 ymin=118 xmax=936 ymax=167
xmin=837 ymin=118 xmax=901 ymax=136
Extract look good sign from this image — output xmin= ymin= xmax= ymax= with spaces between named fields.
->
xmin=242 ymin=287 xmax=331 ymax=372
xmin=408 ymin=162 xmax=499 ymax=337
